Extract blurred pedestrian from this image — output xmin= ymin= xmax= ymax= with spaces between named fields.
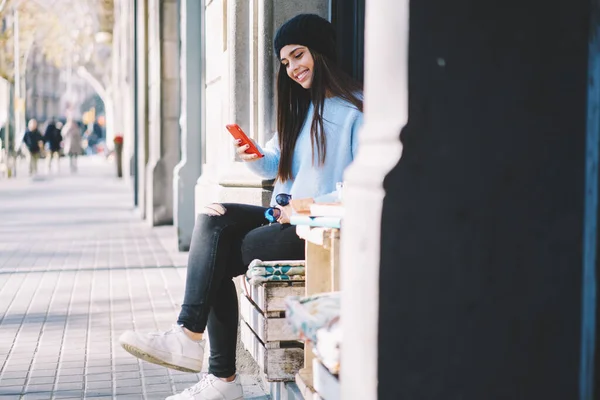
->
xmin=61 ymin=117 xmax=82 ymax=173
xmin=22 ymin=119 xmax=43 ymax=176
xmin=82 ymin=126 xmax=97 ymax=155
xmin=44 ymin=118 xmax=62 ymax=173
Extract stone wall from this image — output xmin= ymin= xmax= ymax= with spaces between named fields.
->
xmin=26 ymin=51 xmax=62 ymax=123
xmin=194 ymin=0 xmax=330 ymax=214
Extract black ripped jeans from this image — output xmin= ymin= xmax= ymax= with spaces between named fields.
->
xmin=177 ymin=203 xmax=305 ymax=378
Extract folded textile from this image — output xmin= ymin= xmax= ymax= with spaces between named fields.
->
xmin=285 ymin=291 xmax=341 ymax=343
xmin=246 ymin=259 xmax=306 ymax=286
xmin=247 ymin=266 xmax=306 ymax=277
xmin=249 ymin=274 xmax=306 ymax=284
xmin=315 ymin=318 xmax=341 ymax=375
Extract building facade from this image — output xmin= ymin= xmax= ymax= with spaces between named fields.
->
xmin=25 ymin=49 xmax=61 ymax=123
xmin=25 ymin=46 xmax=95 ymax=125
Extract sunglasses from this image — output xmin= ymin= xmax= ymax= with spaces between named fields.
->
xmin=275 ymin=193 xmax=292 ymax=206
xmin=264 ymin=193 xmax=292 ymax=223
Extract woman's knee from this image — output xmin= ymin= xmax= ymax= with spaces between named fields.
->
xmin=191 ymin=204 xmax=228 ymax=239
xmin=201 ymin=203 xmax=227 ymax=216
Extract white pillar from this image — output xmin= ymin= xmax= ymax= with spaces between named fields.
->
xmin=145 ymin=0 xmax=181 ymax=225
xmin=110 ymin=0 xmax=122 ymax=150
xmin=193 ymin=0 xmax=230 ymax=210
xmin=340 ymin=1 xmax=409 ymax=399
xmin=13 ymin=8 xmax=23 ymax=143
xmin=122 ymin=0 xmax=133 ymax=179
xmin=136 ymin=0 xmax=150 ymax=218
xmin=0 ymin=78 xmax=9 ymax=164
xmin=173 ymin=0 xmax=204 ymax=250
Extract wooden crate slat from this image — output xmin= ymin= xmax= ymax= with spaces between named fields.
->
xmin=239 ymin=294 xmax=298 ymax=343
xmin=242 ymin=277 xmax=305 ymax=313
xmin=240 ymin=321 xmax=304 ymax=382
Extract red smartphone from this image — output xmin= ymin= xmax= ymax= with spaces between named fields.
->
xmin=226 ymin=124 xmax=264 ymax=158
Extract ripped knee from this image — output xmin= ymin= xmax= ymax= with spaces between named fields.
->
xmin=201 ymin=203 xmax=227 ymax=216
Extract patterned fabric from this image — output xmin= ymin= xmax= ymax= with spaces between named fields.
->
xmin=285 ymin=292 xmax=341 ymax=344
xmin=246 ymin=259 xmax=305 ymax=286
xmin=247 ymin=265 xmax=306 ymax=277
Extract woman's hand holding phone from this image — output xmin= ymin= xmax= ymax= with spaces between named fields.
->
xmin=234 ymin=139 xmax=260 ymax=162
xmin=227 ymin=124 xmax=264 ymax=162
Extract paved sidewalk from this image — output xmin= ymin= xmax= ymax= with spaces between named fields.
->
xmin=0 ymin=156 xmax=266 ymax=399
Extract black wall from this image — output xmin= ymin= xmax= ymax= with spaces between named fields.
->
xmin=379 ymin=0 xmax=590 ymax=398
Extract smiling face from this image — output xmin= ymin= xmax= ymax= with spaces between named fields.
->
xmin=280 ymin=44 xmax=315 ymax=89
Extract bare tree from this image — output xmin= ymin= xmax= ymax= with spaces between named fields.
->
xmin=0 ymin=0 xmax=113 ymax=94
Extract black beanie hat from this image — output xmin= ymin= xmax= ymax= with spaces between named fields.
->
xmin=274 ymin=14 xmax=337 ymax=62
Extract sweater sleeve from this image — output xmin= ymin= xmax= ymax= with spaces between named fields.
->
xmin=245 ymin=133 xmax=280 ymax=179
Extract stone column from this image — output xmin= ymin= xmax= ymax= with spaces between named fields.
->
xmin=120 ymin=0 xmax=135 ymax=180
xmin=192 ymin=0 xmax=229 ymax=210
xmin=111 ymin=0 xmax=122 ymax=150
xmin=135 ymin=0 xmax=150 ymax=218
xmin=194 ymin=0 xmax=329 ymax=213
xmin=0 ymin=78 xmax=9 ymax=159
xmin=145 ymin=0 xmax=181 ymax=226
xmin=195 ymin=0 xmax=269 ymax=207
xmin=340 ymin=1 xmax=407 ymax=399
xmin=173 ymin=0 xmax=203 ymax=251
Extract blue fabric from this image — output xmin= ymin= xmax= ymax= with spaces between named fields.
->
xmin=246 ymin=96 xmax=363 ymax=206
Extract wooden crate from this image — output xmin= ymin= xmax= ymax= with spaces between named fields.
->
xmin=239 ymin=277 xmax=306 ymax=382
xmin=240 ymin=320 xmax=304 ymax=381
xmin=239 ymin=294 xmax=297 ymax=342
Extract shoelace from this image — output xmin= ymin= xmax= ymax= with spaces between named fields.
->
xmin=183 ymin=374 xmax=217 ymax=395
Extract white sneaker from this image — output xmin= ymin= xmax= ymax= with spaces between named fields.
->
xmin=118 ymin=325 xmax=204 ymax=372
xmin=166 ymin=374 xmax=244 ymax=400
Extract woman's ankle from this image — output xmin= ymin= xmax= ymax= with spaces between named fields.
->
xmin=182 ymin=326 xmax=203 ymax=341
xmin=218 ymin=374 xmax=236 ymax=383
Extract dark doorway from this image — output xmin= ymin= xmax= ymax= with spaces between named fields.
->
xmin=331 ymin=0 xmax=365 ymax=82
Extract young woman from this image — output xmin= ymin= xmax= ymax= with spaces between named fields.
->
xmin=118 ymin=13 xmax=363 ymax=400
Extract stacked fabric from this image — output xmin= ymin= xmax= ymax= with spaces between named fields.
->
xmin=315 ymin=318 xmax=341 ymax=374
xmin=285 ymin=292 xmax=341 ymax=374
xmin=246 ymin=259 xmax=305 ymax=285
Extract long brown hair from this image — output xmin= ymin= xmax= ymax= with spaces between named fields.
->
xmin=276 ymin=49 xmax=363 ymax=182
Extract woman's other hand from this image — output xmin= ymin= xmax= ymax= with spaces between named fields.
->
xmin=276 ymin=204 xmax=294 ymax=224
xmin=277 ymin=198 xmax=314 ymax=224
xmin=234 ymin=139 xmax=260 ymax=162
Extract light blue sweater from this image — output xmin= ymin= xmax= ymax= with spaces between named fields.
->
xmin=247 ymin=96 xmax=363 ymax=206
